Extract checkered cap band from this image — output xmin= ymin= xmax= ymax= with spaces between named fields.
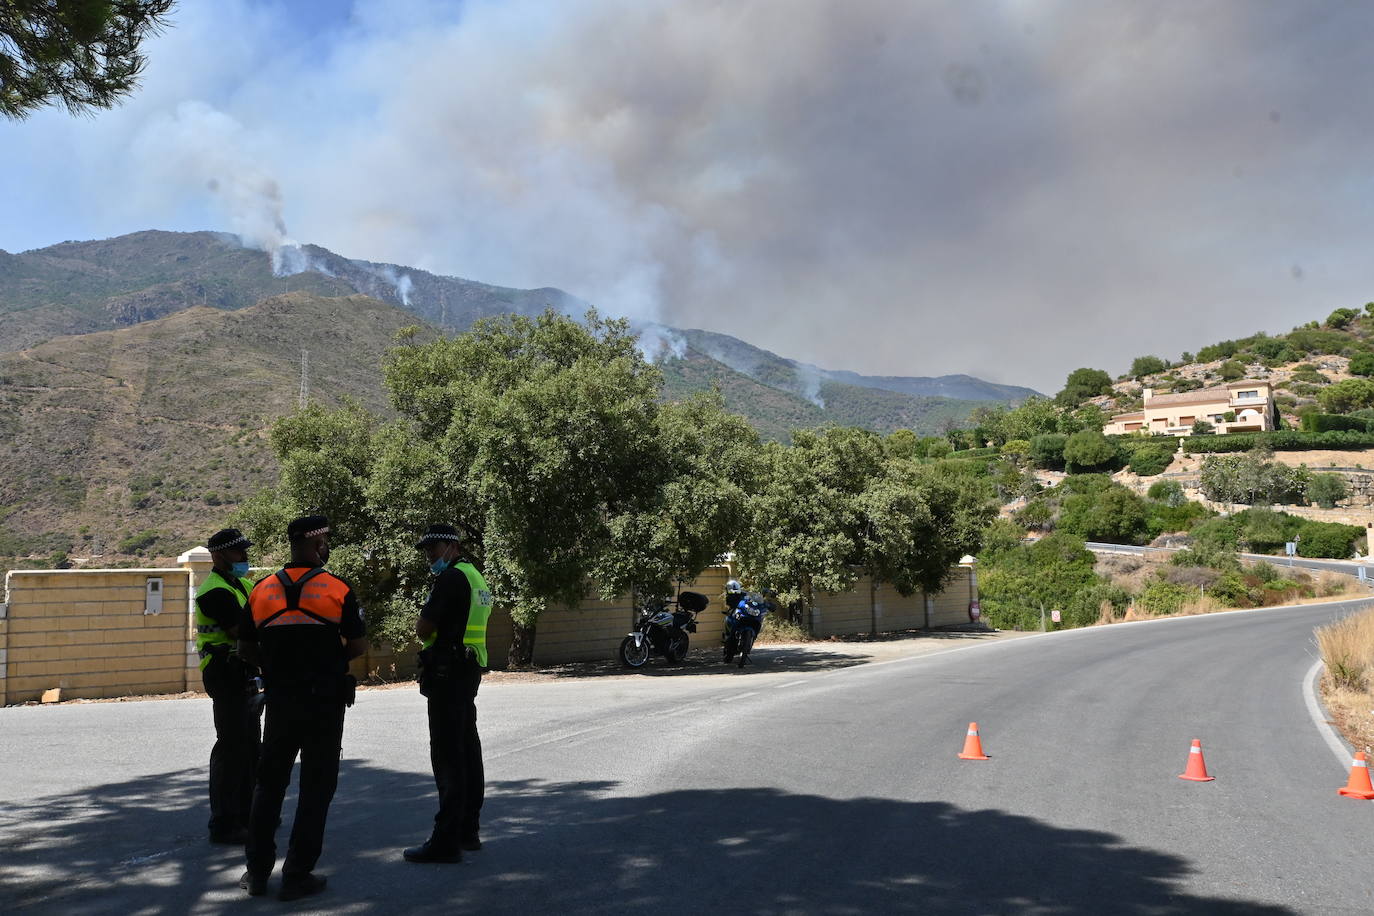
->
xmin=209 ymin=535 xmax=251 ymax=552
xmin=301 ymin=526 xmax=330 ymax=539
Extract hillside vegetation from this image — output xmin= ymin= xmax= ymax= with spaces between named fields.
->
xmin=0 ymin=292 xmax=421 ymax=562
xmin=1084 ymin=303 xmax=1374 ymax=425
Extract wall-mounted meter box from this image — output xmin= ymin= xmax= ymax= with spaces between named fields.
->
xmin=145 ymin=577 xmax=164 ymax=615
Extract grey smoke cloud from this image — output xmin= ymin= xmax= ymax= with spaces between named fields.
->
xmin=4 ymin=1 xmax=1374 ymax=392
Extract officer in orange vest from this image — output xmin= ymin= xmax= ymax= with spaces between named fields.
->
xmin=404 ymin=523 xmax=493 ymax=864
xmin=195 ymin=528 xmax=260 ymax=845
xmin=237 ymin=514 xmax=366 ymax=902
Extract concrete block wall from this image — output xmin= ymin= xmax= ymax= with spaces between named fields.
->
xmin=812 ymin=581 xmax=876 ymax=638
xmin=0 ymin=560 xmax=973 ymax=701
xmin=2 ymin=569 xmax=192 ymax=703
xmin=930 ymin=568 xmax=975 ymax=627
xmin=812 ymin=568 xmax=975 ymax=637
xmin=874 ymin=583 xmax=926 ymax=631
xmin=484 ymin=565 xmax=734 ymax=667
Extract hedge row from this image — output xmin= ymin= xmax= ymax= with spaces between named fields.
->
xmin=1181 ymin=429 xmax=1374 ymax=454
xmin=1299 ymin=413 xmax=1374 ymax=434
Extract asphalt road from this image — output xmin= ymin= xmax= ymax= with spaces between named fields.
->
xmin=2 ymin=600 xmax=1373 ymax=914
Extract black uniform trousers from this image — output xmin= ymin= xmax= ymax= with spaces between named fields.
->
xmin=203 ymin=655 xmax=260 ymax=834
xmin=427 ymin=659 xmax=484 ymax=848
xmin=246 ymin=691 xmax=346 ymax=878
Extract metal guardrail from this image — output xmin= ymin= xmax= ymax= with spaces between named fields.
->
xmin=1084 ymin=541 xmax=1374 ymax=587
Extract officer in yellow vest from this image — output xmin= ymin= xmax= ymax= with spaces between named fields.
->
xmin=405 ymin=523 xmax=493 ymax=864
xmin=195 ymin=527 xmax=260 ymax=845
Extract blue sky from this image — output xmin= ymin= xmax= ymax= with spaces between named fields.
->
xmin=4 ymin=1 xmax=1373 ymax=392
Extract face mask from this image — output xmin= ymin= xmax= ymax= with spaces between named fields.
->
xmin=230 ymin=561 xmax=251 ymax=578
xmin=430 ymin=557 xmax=449 ymax=575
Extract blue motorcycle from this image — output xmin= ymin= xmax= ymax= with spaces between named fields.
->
xmin=722 ymin=583 xmax=770 ymax=667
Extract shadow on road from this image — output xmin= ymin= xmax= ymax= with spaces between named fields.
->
xmin=528 ymin=644 xmax=872 ymax=679
xmin=1 ymin=766 xmax=1295 ymax=914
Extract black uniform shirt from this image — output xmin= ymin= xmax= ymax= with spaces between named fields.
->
xmin=420 ymin=563 xmax=473 ymax=645
xmin=238 ymin=564 xmax=365 ymax=688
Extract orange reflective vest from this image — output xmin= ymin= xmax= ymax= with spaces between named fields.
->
xmin=248 ymin=566 xmax=350 ymax=629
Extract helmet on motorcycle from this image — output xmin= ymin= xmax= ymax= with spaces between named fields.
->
xmin=726 ymin=579 xmax=742 ymax=592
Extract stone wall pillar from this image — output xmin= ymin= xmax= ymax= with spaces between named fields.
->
xmin=178 ymin=546 xmax=213 ymax=691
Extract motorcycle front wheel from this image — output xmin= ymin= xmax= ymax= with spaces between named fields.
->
xmin=618 ymin=635 xmax=651 ymax=668
xmin=738 ymin=629 xmax=755 ymax=668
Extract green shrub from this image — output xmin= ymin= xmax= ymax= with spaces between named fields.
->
xmin=117 ymin=530 xmax=163 ymax=554
xmin=1296 ymin=520 xmax=1362 ymax=559
xmin=1300 ymin=413 xmax=1371 ymax=433
xmin=977 ymin=532 xmax=1101 ymax=631
xmin=1063 ymin=430 xmax=1119 ymax=472
xmin=1147 ymin=479 xmax=1185 ymax=506
xmin=1349 ymin=352 xmax=1374 ymax=376
xmin=1183 ymin=429 xmax=1374 ymax=454
xmin=1131 ymin=355 xmax=1168 ymax=377
xmin=1290 ymin=368 xmax=1329 ymax=385
xmin=1064 ymin=582 xmax=1131 ymax=627
xmin=1057 ymin=485 xmax=1150 ymax=544
xmin=1146 ymin=500 xmax=1213 ymax=536
xmin=1219 ymin=360 xmax=1247 ymax=381
xmin=1287 ymin=328 xmax=1350 ymax=355
xmin=1138 ymin=578 xmax=1196 ymax=614
xmin=1127 ymin=444 xmax=1173 ymax=476
xmin=1198 ymin=340 xmax=1240 ymax=362
xmin=1208 ymin=572 xmax=1250 ymax=606
xmin=1014 ymin=498 xmax=1055 ymax=531
xmin=1308 ymin=473 xmax=1349 ymax=508
xmin=1029 ymin=433 xmax=1067 ymax=470
xmin=1327 ymin=307 xmax=1360 ymax=329
xmin=1319 ymin=378 xmax=1374 ymax=413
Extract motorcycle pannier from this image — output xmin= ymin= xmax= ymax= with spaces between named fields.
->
xmin=677 ymin=591 xmax=710 ymax=613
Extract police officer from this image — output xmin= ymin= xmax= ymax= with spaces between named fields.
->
xmin=237 ymin=514 xmax=366 ymax=901
xmin=196 ymin=528 xmax=260 ymax=845
xmin=404 ymin=523 xmax=493 ymax=864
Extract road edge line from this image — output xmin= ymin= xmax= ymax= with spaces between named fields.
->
xmin=1303 ymin=657 xmax=1355 ymax=770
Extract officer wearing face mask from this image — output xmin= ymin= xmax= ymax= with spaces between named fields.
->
xmin=195 ymin=527 xmax=262 ymax=845
xmin=405 ymin=523 xmax=493 ymax=864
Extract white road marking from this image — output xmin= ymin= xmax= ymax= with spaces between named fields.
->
xmin=1303 ymin=658 xmax=1355 ymax=769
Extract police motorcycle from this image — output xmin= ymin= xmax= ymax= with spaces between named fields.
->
xmin=618 ymin=591 xmax=710 ymax=668
xmin=722 ymin=580 xmax=771 ymax=667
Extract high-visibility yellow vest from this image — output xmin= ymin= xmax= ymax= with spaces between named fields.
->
xmin=422 ymin=562 xmax=493 ymax=667
xmin=194 ymin=569 xmax=250 ymax=671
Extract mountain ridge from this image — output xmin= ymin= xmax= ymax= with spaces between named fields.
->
xmin=0 ymin=230 xmax=1039 ymax=407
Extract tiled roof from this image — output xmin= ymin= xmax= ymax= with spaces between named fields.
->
xmin=1110 ymin=411 xmax=1144 ymax=421
xmin=1146 ymin=384 xmax=1267 ymax=408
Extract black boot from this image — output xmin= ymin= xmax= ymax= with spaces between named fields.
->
xmin=404 ymin=840 xmax=462 ymax=863
xmin=239 ymin=870 xmax=268 ymax=897
xmin=278 ymin=873 xmax=327 ymax=901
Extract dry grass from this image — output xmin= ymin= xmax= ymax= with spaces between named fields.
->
xmin=757 ymin=614 xmax=815 ymax=644
xmin=1317 ymin=607 xmax=1374 ymax=755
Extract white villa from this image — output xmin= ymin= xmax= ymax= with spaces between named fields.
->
xmin=1102 ymin=380 xmax=1278 ymax=437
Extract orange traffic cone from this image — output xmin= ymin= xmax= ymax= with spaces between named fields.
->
xmin=1338 ymin=751 xmax=1374 ymax=799
xmin=1178 ymin=739 xmax=1215 ymax=782
xmin=958 ymin=722 xmax=990 ymax=760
